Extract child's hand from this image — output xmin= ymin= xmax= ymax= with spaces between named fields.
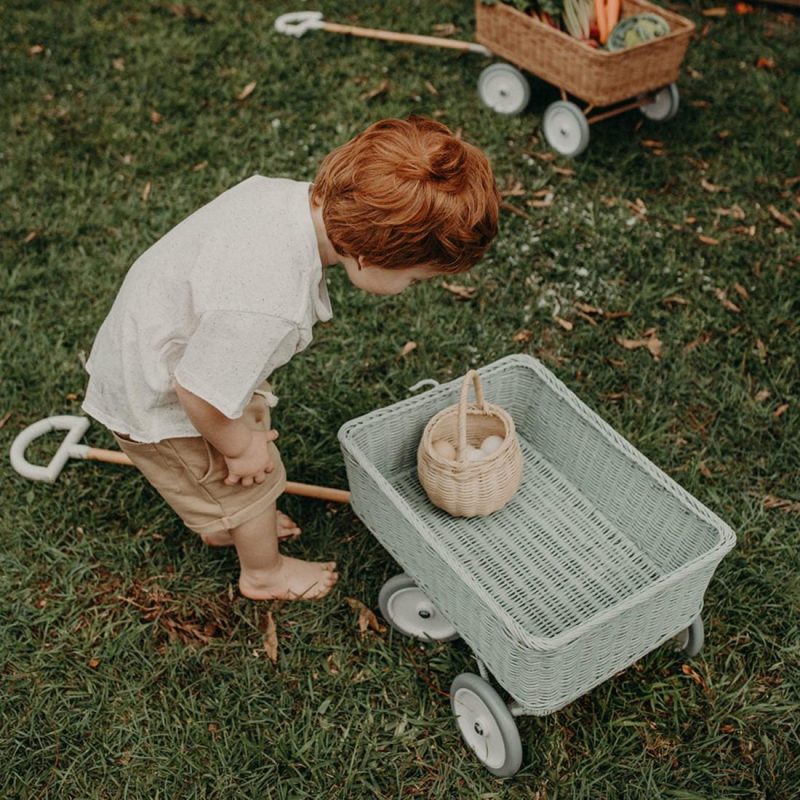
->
xmin=223 ymin=429 xmax=279 ymax=487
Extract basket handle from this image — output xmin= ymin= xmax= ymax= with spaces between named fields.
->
xmin=456 ymin=370 xmax=488 ymax=461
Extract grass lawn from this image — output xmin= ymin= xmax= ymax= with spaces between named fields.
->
xmin=2 ymin=0 xmax=799 ymax=797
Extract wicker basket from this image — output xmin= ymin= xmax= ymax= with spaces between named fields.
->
xmin=417 ymin=370 xmax=523 ymax=517
xmin=475 ymin=0 xmax=695 ymax=107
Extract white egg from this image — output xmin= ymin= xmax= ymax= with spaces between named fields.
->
xmin=480 ymin=435 xmax=505 ymax=456
xmin=465 ymin=446 xmax=485 ymax=462
xmin=431 ymin=439 xmax=456 ymax=460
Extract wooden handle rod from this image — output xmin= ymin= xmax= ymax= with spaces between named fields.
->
xmin=321 ymin=21 xmax=491 ymax=54
xmin=84 ymin=447 xmax=351 ymax=503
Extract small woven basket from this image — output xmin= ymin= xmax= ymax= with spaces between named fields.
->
xmin=417 ymin=370 xmax=523 ymax=517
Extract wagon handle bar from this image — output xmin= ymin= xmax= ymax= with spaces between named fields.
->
xmin=10 ymin=415 xmax=350 ymax=504
xmin=274 ymin=11 xmax=492 ymax=56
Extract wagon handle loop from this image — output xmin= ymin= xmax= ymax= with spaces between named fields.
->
xmin=456 ymin=370 xmax=488 ymax=461
xmin=274 ymin=11 xmax=325 ymax=38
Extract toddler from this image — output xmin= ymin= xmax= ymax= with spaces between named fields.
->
xmin=83 ymin=115 xmax=499 ymax=601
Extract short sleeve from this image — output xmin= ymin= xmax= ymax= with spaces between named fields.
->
xmin=174 ymin=311 xmax=301 ymax=419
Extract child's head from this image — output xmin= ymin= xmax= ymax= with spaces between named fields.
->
xmin=311 ymin=116 xmax=499 ymax=280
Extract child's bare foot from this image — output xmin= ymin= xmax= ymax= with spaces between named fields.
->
xmin=239 ymin=555 xmax=338 ymax=601
xmin=202 ymin=511 xmax=301 ymax=547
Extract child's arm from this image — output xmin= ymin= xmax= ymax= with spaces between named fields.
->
xmin=175 ymin=381 xmax=278 ymax=487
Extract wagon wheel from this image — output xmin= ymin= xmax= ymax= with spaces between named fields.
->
xmin=639 ymin=83 xmax=680 ymax=122
xmin=450 ymin=673 xmax=523 ymax=777
xmin=542 ymin=100 xmax=590 ymax=157
xmin=675 ymin=615 xmax=704 ymax=657
xmin=477 ymin=63 xmax=531 ymax=116
xmin=378 ymin=574 xmax=459 ymax=641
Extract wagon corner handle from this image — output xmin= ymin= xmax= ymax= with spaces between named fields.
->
xmin=274 ymin=11 xmax=325 ymax=37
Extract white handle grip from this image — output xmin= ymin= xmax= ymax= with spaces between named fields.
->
xmin=274 ymin=11 xmax=324 ymax=37
xmin=10 ymin=415 xmax=91 ymax=483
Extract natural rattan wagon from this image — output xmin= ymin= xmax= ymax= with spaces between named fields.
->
xmin=475 ymin=0 xmax=695 ymax=156
xmin=338 ymin=354 xmax=735 ymax=776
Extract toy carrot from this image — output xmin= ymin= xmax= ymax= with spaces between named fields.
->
xmin=606 ymin=0 xmax=621 ymax=34
xmin=595 ymin=0 xmax=609 ymax=43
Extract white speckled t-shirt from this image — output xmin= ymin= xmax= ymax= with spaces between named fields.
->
xmin=82 ymin=177 xmax=332 ymax=442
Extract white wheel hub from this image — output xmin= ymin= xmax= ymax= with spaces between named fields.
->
xmin=640 ymin=84 xmax=680 ymax=121
xmin=542 ymin=101 xmax=590 ymax=157
xmin=478 ymin=64 xmax=530 ymax=115
xmin=452 ymin=687 xmax=507 ymax=770
xmin=385 ymin=586 xmax=457 ymax=640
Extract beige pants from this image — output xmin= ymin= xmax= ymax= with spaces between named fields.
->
xmin=114 ymin=386 xmax=286 ymax=535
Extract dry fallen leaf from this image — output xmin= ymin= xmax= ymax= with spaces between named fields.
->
xmin=500 ymin=180 xmax=526 ymax=198
xmin=699 ymin=462 xmax=713 ymax=479
xmin=360 ymin=79 xmax=390 ymax=101
xmin=237 ymin=81 xmax=256 ymax=101
xmin=325 ymin=653 xmax=340 ymax=675
xmin=754 ymin=388 xmax=771 ymax=403
xmin=141 ymin=181 xmax=152 ymax=202
xmin=767 ymin=205 xmax=793 ymax=228
xmin=441 ymin=281 xmax=477 ymax=300
xmin=698 ymin=234 xmax=719 ymax=246
xmin=773 ymin=403 xmax=789 ymax=419
xmin=552 ymin=165 xmax=575 ymax=177
xmin=764 ymin=495 xmax=800 ymax=514
xmin=345 ymin=597 xmax=386 ymax=635
xmin=150 ymin=110 xmax=162 ymax=124
xmin=681 ymin=663 xmax=708 ymax=689
xmin=554 ymin=316 xmax=573 ymax=331
xmin=701 ymin=6 xmax=728 ymax=16
xmin=756 ymin=56 xmax=776 ymax=70
xmin=260 ymin=611 xmax=278 ymax=663
xmin=715 ymin=288 xmax=741 ymax=313
xmin=701 ymin=178 xmax=729 ymax=193
xmin=169 ymin=4 xmax=210 ymax=21
xmin=87 ymin=658 xmax=101 ymax=669
xmin=513 ymin=328 xmax=533 ymax=344
xmin=399 ymin=341 xmax=417 ymax=358
xmin=733 ymin=282 xmax=749 ymax=300
xmin=715 ymin=204 xmax=746 ymax=220
xmin=617 ymin=336 xmax=662 ymax=360
xmin=500 ymin=201 xmax=532 ymax=221
xmin=29 ymin=44 xmax=45 ymax=55
xmin=424 ymin=81 xmax=439 ymax=96
xmin=662 ymin=295 xmax=689 ymax=307
xmin=112 ymin=57 xmax=125 ymax=71
xmin=684 ymin=332 xmax=712 ymax=353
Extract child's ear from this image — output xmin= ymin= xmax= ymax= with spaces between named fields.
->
xmin=357 ymin=255 xmax=366 ymax=272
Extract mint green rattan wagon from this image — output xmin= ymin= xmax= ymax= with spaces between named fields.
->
xmin=338 ymin=354 xmax=735 ymax=776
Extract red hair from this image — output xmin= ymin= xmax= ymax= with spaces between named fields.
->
xmin=311 ymin=116 xmax=499 ymax=273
